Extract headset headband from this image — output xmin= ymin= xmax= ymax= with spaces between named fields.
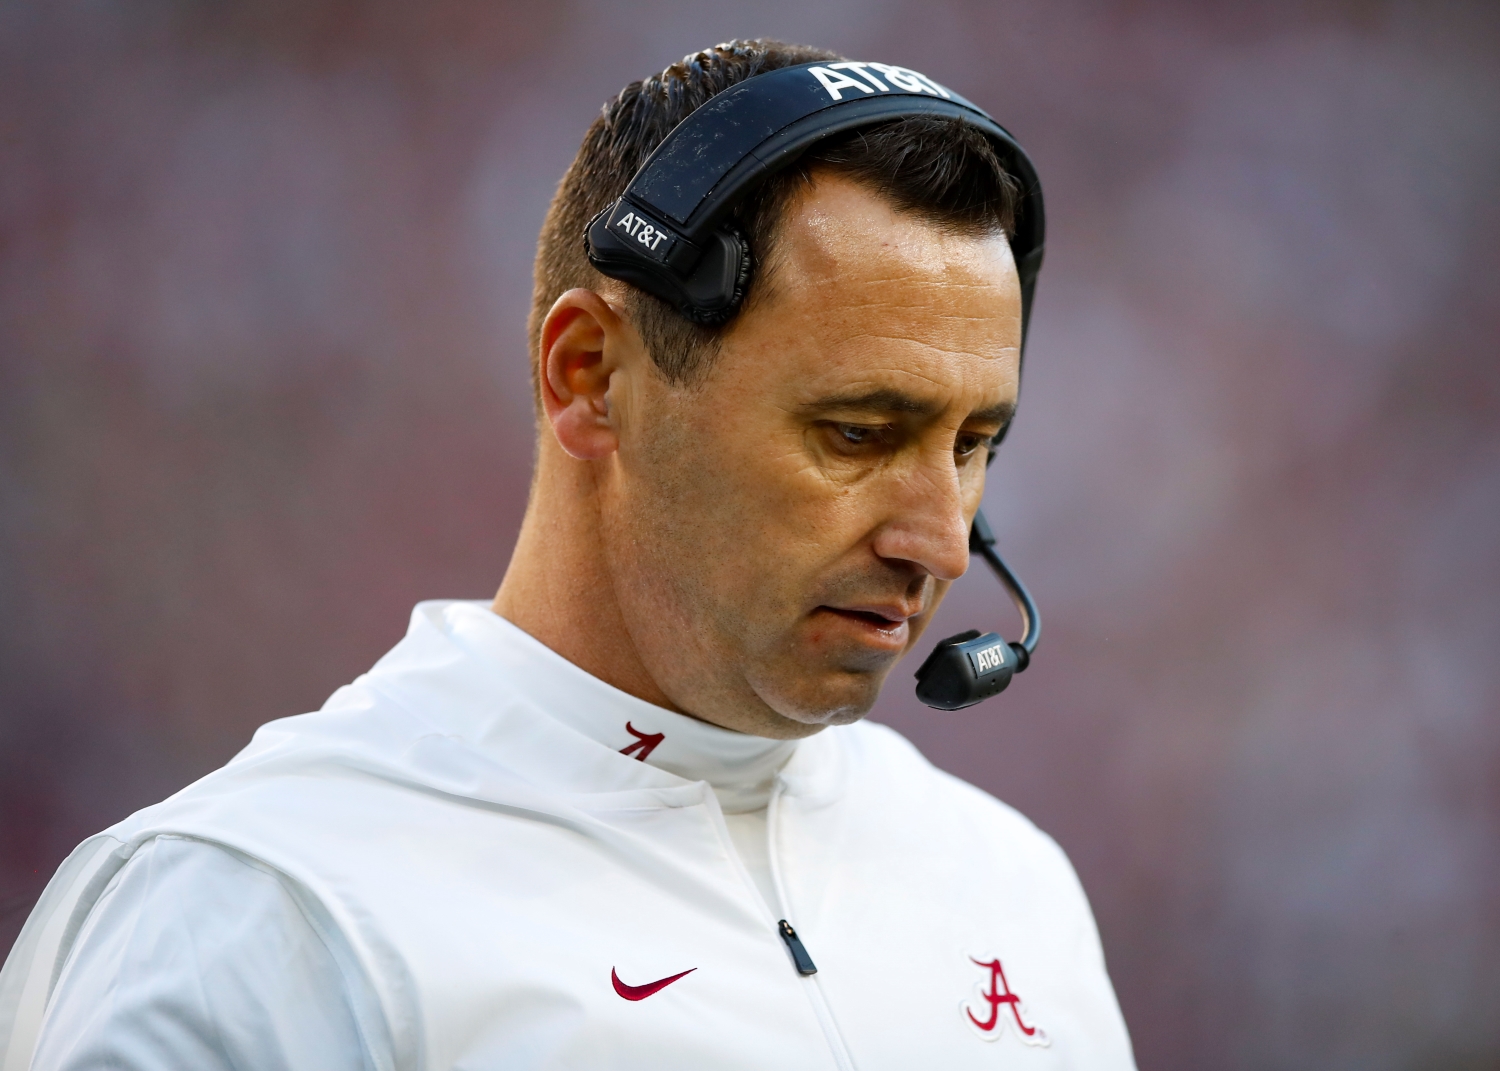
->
xmin=585 ymin=61 xmax=1046 ymax=345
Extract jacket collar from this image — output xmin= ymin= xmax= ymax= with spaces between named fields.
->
xmin=368 ymin=601 xmax=802 ymax=812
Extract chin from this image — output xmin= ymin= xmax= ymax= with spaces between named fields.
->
xmin=752 ymin=665 xmax=890 ymax=728
xmin=785 ymin=705 xmax=871 ymax=729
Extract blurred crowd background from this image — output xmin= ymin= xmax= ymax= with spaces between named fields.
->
xmin=3 ymin=1 xmax=1497 ymax=1068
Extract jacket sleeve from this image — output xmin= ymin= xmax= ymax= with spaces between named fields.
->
xmin=28 ymin=835 xmax=380 ymax=1071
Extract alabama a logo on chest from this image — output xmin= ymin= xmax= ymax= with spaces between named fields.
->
xmin=962 ymin=953 xmax=1049 ymax=1046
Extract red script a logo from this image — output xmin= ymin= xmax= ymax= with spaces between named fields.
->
xmin=620 ymin=722 xmax=663 ymax=762
xmin=962 ymin=955 xmax=1049 ymax=1046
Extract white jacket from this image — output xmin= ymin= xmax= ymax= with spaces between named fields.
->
xmin=1 ymin=601 xmax=1134 ymax=1070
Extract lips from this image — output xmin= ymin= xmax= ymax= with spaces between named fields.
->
xmin=815 ymin=603 xmax=917 ymax=652
xmin=827 ymin=600 xmax=920 ymax=625
xmin=828 ymin=606 xmax=907 ymax=627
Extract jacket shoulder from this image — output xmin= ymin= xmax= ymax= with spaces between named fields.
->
xmin=832 ymin=720 xmax=1078 ymax=877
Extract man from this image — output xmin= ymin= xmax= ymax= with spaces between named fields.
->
xmin=2 ymin=40 xmax=1134 ymax=1069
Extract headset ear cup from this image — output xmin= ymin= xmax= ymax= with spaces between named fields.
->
xmin=726 ymin=223 xmax=753 ymax=311
xmin=678 ymin=223 xmax=752 ymax=326
xmin=582 ymin=207 xmax=751 ymax=325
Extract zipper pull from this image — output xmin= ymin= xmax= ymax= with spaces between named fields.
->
xmin=778 ymin=919 xmax=818 ymax=975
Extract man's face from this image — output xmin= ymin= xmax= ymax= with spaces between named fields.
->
xmin=600 ymin=172 xmax=1022 ymax=736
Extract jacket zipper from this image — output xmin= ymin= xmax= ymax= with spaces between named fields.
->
xmin=767 ymin=783 xmax=858 ymax=1071
xmin=777 ymin=919 xmax=818 ymax=975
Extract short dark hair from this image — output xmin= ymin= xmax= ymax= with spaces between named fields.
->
xmin=529 ymin=39 xmax=1022 ymax=388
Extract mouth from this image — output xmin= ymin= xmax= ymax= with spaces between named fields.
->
xmin=814 ymin=603 xmax=918 ymax=653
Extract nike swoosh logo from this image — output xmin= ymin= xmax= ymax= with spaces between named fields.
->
xmin=611 ymin=966 xmax=697 ymax=1000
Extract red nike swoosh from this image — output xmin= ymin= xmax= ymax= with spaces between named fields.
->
xmin=611 ymin=966 xmax=697 ymax=1000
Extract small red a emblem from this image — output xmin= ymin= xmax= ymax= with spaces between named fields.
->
xmin=962 ymin=955 xmax=1048 ymax=1046
xmin=620 ymin=721 xmax=663 ymax=762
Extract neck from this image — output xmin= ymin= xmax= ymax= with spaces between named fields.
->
xmin=493 ymin=439 xmax=682 ymax=714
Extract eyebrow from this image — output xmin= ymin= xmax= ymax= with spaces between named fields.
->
xmin=800 ymin=388 xmax=1015 ymax=427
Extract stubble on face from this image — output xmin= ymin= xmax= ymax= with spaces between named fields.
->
xmin=599 ymin=172 xmax=1022 ymax=738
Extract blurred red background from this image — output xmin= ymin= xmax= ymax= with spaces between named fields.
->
xmin=3 ymin=2 xmax=1498 ymax=1067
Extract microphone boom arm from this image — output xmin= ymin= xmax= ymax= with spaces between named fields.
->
xmin=969 ymin=508 xmax=1039 ymax=668
xmin=913 ymin=507 xmax=1041 ymax=710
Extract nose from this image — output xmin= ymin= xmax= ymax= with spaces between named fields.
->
xmin=868 ymin=462 xmax=972 ymax=583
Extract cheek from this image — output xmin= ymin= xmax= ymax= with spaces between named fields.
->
xmin=615 ymin=424 xmax=780 ymax=605
xmin=963 ymin=468 xmax=987 ymax=511
xmin=673 ymin=427 xmax=837 ymax=551
xmin=617 ymin=400 xmax=870 ymax=632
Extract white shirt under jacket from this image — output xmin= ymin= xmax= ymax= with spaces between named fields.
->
xmin=1 ymin=601 xmax=1135 ymax=1071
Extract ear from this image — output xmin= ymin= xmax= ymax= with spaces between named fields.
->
xmin=538 ymin=289 xmax=628 ymax=461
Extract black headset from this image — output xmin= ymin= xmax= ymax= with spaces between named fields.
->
xmin=585 ymin=60 xmax=1044 ymax=710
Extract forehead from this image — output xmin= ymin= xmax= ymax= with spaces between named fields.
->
xmin=725 ymin=173 xmax=1022 ymax=404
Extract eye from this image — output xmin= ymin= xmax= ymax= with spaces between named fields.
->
xmin=831 ymin=423 xmax=890 ymax=448
xmin=955 ymin=432 xmax=989 ymax=458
